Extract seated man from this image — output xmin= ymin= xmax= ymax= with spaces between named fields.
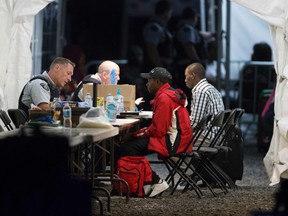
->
xmin=119 ymin=67 xmax=192 ymax=197
xmin=185 ymin=62 xmax=225 ymax=145
xmin=71 ymin=60 xmax=120 ymax=101
xmin=18 ymin=57 xmax=75 ymax=116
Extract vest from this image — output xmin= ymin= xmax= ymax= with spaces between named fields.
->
xmin=18 ymin=75 xmax=60 ymax=116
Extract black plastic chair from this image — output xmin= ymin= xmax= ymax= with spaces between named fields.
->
xmin=0 ymin=109 xmax=14 ymax=131
xmin=8 ymin=109 xmax=28 ymax=128
xmin=193 ymin=109 xmax=245 ymax=191
xmin=164 ymin=113 xmax=214 ymax=198
xmin=168 ymin=110 xmax=234 ymax=196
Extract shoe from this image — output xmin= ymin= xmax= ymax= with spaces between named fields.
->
xmin=143 ymin=184 xmax=152 ymax=196
xmin=148 ymin=179 xmax=169 ymax=198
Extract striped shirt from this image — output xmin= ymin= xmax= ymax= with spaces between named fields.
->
xmin=190 ymin=78 xmax=225 ymax=139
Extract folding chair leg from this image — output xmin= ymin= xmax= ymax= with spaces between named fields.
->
xmin=209 ymin=160 xmax=237 ymax=190
xmin=193 ymin=156 xmax=229 ymax=194
xmin=164 ymin=158 xmax=203 ymax=198
xmin=182 ymin=159 xmax=218 ymax=197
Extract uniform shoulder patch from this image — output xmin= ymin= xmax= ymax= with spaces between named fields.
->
xmin=40 ymin=83 xmax=50 ymax=91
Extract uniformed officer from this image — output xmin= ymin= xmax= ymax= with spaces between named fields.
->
xmin=18 ymin=57 xmax=75 ymax=116
xmin=142 ymin=0 xmax=174 ymax=73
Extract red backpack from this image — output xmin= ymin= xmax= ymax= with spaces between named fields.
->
xmin=113 ymin=156 xmax=152 ymax=197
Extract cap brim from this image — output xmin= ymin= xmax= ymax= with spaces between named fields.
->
xmin=140 ymin=73 xmax=151 ymax=79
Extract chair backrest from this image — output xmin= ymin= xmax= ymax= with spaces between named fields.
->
xmin=178 ymin=113 xmax=213 ymax=154
xmin=8 ymin=109 xmax=28 ymax=128
xmin=233 ymin=108 xmax=245 ymax=125
xmin=195 ymin=109 xmax=231 ymax=150
xmin=0 ymin=110 xmax=14 ymax=131
xmin=210 ymin=108 xmax=245 ymax=148
xmin=192 ymin=113 xmax=213 ymax=144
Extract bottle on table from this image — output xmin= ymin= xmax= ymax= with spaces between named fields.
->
xmin=106 ymin=93 xmax=117 ymax=122
xmin=63 ymin=103 xmax=72 ymax=127
xmin=85 ymin=92 xmax=93 ymax=107
xmin=114 ymin=88 xmax=124 ymax=114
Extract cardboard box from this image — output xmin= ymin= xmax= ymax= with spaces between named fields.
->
xmin=83 ymin=84 xmax=136 ymax=111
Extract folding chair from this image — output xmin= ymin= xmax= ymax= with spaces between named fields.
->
xmin=193 ymin=108 xmax=245 ymax=192
xmin=164 ymin=113 xmax=214 ymax=198
xmin=210 ymin=108 xmax=245 ymax=183
xmin=8 ymin=109 xmax=28 ymax=128
xmin=0 ymin=109 xmax=14 ymax=131
xmin=167 ymin=109 xmax=233 ymax=196
xmin=184 ymin=109 xmax=233 ymax=195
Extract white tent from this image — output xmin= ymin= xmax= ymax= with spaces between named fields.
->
xmin=0 ymin=0 xmax=54 ymax=111
xmin=231 ymin=0 xmax=288 ymax=186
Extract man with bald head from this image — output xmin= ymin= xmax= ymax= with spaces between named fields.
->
xmin=185 ymin=63 xmax=224 ymax=144
xmin=71 ymin=60 xmax=120 ymax=101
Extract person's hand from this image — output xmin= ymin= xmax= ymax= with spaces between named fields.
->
xmin=133 ymin=127 xmax=149 ymax=138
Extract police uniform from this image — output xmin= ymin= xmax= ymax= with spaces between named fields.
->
xmin=175 ymin=19 xmax=203 ymax=64
xmin=142 ymin=19 xmax=174 ymax=71
xmin=18 ymin=71 xmax=60 ymax=116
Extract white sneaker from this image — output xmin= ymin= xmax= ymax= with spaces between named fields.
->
xmin=148 ymin=179 xmax=169 ymax=197
xmin=143 ymin=184 xmax=152 ymax=196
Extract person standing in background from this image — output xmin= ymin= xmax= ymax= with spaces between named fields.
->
xmin=238 ymin=42 xmax=274 ymax=114
xmin=142 ymin=0 xmax=174 ymax=111
xmin=174 ymin=7 xmax=215 ymax=111
xmin=142 ymin=0 xmax=174 ymax=73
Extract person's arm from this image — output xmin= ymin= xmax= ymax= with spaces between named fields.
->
xmin=182 ymin=42 xmax=201 ymax=63
xmin=30 ymin=80 xmax=52 ymax=110
xmin=37 ymin=102 xmax=51 ymax=111
xmin=145 ymin=43 xmax=163 ymax=67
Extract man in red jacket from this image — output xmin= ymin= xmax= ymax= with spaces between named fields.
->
xmin=120 ymin=67 xmax=193 ymax=197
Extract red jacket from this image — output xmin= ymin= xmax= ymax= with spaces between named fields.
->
xmin=144 ymin=83 xmax=193 ymax=157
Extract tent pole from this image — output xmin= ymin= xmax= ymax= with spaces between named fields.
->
xmin=216 ymin=0 xmax=222 ymax=91
xmin=224 ymin=0 xmax=231 ymax=108
xmin=200 ymin=0 xmax=206 ymax=31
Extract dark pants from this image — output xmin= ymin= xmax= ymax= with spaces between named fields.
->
xmin=119 ymin=138 xmax=160 ymax=184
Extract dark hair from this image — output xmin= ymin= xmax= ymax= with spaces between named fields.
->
xmin=155 ymin=0 xmax=171 ymax=16
xmin=181 ymin=7 xmax=197 ymax=19
xmin=251 ymin=42 xmax=272 ymax=61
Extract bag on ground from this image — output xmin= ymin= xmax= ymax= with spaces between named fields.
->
xmin=113 ymin=156 xmax=152 ymax=197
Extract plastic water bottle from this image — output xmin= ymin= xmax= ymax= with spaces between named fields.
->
xmin=85 ymin=92 xmax=93 ymax=107
xmin=106 ymin=93 xmax=117 ymax=122
xmin=114 ymin=88 xmax=124 ymax=114
xmin=63 ymin=103 xmax=72 ymax=127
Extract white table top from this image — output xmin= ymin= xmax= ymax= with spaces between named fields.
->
xmin=112 ymin=118 xmax=140 ymax=126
